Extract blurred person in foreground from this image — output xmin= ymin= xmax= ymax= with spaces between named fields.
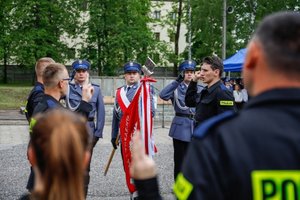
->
xmin=130 ymin=11 xmax=300 ymax=199
xmin=20 ymin=109 xmax=91 ymax=200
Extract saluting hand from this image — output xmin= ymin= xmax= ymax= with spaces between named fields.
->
xmin=82 ymin=84 xmax=94 ymax=102
xmin=193 ymin=70 xmax=201 ymax=82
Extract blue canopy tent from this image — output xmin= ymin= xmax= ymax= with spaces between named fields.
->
xmin=223 ymin=48 xmax=247 ymax=72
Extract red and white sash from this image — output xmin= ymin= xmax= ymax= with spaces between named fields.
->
xmin=119 ymin=77 xmax=157 ymax=193
xmin=116 ymin=87 xmax=131 ymax=113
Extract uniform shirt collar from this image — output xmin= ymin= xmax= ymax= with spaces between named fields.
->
xmin=206 ymin=80 xmax=221 ymax=93
xmin=127 ymin=82 xmax=139 ymax=90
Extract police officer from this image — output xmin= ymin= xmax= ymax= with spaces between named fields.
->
xmin=111 ymin=61 xmax=142 ymax=148
xmin=159 ymin=60 xmax=203 ymax=181
xmin=67 ymin=59 xmax=105 ymax=145
xmin=26 ymin=63 xmax=93 ymax=192
xmin=25 ymin=57 xmax=55 ymax=122
xmin=185 ymin=56 xmax=236 ymax=127
xmin=25 ymin=57 xmax=55 ymax=191
xmin=66 ymin=59 xmax=105 ymax=195
xmin=111 ymin=61 xmax=155 ymax=200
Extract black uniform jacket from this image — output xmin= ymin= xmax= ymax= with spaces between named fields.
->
xmin=25 ymin=82 xmax=44 ymax=121
xmin=33 ymin=94 xmax=92 ymax=118
xmin=175 ymin=88 xmax=300 ymax=200
xmin=185 ymin=80 xmax=236 ymax=125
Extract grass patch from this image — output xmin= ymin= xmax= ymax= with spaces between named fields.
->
xmin=0 ymin=85 xmax=32 ymax=109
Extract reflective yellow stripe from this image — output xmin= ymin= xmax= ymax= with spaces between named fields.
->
xmin=173 ymin=173 xmax=193 ymax=200
xmin=252 ymin=170 xmax=300 ymax=200
xmin=24 ymin=101 xmax=28 ymax=113
xmin=219 ymin=100 xmax=234 ymax=106
xmin=29 ymin=118 xmax=37 ymax=134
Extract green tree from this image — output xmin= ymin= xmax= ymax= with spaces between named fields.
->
xmin=81 ymin=0 xmax=163 ymax=75
xmin=11 ymin=0 xmax=83 ymax=68
xmin=0 ymin=0 xmax=14 ymax=83
xmin=191 ymin=0 xmax=300 ymax=60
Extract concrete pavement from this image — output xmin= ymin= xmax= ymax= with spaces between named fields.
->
xmin=0 ymin=110 xmax=175 ymax=200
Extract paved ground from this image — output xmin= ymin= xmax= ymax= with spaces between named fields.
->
xmin=0 ymin=110 xmax=175 ymax=200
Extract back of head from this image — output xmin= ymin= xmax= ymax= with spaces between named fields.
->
xmin=254 ymin=11 xmax=300 ymax=79
xmin=202 ymin=56 xmax=223 ymax=77
xmin=42 ymin=63 xmax=66 ymax=88
xmin=35 ymin=57 xmax=55 ymax=78
xmin=179 ymin=60 xmax=196 ymax=72
xmin=31 ymin=109 xmax=90 ymax=200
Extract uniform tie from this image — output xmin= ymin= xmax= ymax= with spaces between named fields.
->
xmin=127 ymin=86 xmax=131 ymax=93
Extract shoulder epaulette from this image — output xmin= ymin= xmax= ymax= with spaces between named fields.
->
xmin=91 ymin=83 xmax=100 ymax=87
xmin=220 ymin=83 xmax=228 ymax=91
xmin=117 ymin=86 xmax=125 ymax=90
xmin=34 ymin=85 xmax=43 ymax=92
xmin=193 ymin=111 xmax=236 ymax=139
xmin=46 ymin=100 xmax=57 ymax=108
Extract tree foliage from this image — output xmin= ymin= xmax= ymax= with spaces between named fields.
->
xmin=0 ymin=0 xmax=15 ymax=83
xmin=80 ymin=0 xmax=162 ymax=75
xmin=11 ymin=0 xmax=83 ymax=67
xmin=190 ymin=0 xmax=300 ymax=60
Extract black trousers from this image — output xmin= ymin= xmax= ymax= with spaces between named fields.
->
xmin=85 ymin=137 xmax=98 ymax=196
xmin=173 ymin=139 xmax=189 ymax=181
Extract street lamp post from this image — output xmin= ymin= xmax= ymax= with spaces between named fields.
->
xmin=222 ymin=0 xmax=227 ymax=60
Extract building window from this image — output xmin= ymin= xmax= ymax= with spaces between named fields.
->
xmin=154 ymin=32 xmax=160 ymax=41
xmin=169 ymin=12 xmax=176 ymax=20
xmin=153 ymin=10 xmax=161 ymax=19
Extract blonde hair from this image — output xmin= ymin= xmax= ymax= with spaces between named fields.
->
xmin=35 ymin=57 xmax=55 ymax=77
xmin=30 ymin=109 xmax=90 ymax=200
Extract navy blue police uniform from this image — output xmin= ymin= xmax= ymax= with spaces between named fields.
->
xmin=24 ymin=82 xmax=44 ymax=122
xmin=159 ymin=60 xmax=203 ymax=180
xmin=173 ymin=88 xmax=300 ymax=199
xmin=111 ymin=62 xmax=156 ymax=148
xmin=111 ymin=61 xmax=156 ymax=199
xmin=66 ymin=59 xmax=105 ymax=195
xmin=67 ymin=60 xmax=105 ymax=141
xmin=185 ymin=79 xmax=236 ymax=127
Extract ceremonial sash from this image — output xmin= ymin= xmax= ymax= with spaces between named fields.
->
xmin=116 ymin=87 xmax=130 ymax=113
xmin=119 ymin=77 xmax=157 ymax=193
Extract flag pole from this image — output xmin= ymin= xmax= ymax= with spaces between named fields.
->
xmin=103 ymin=133 xmax=120 ymax=176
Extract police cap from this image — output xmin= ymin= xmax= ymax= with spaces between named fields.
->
xmin=179 ymin=60 xmax=196 ymax=72
xmin=72 ymin=59 xmax=90 ymax=71
xmin=123 ymin=61 xmax=141 ymax=73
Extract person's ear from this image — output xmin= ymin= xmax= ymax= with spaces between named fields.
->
xmin=244 ymin=41 xmax=260 ymax=71
xmin=27 ymin=146 xmax=36 ymax=166
xmin=83 ymin=151 xmax=91 ymax=170
xmin=57 ymin=80 xmax=63 ymax=88
xmin=214 ymin=69 xmax=220 ymax=77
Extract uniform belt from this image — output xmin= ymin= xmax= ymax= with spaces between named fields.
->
xmin=88 ymin=117 xmax=94 ymax=121
xmin=175 ymin=113 xmax=194 ymax=119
